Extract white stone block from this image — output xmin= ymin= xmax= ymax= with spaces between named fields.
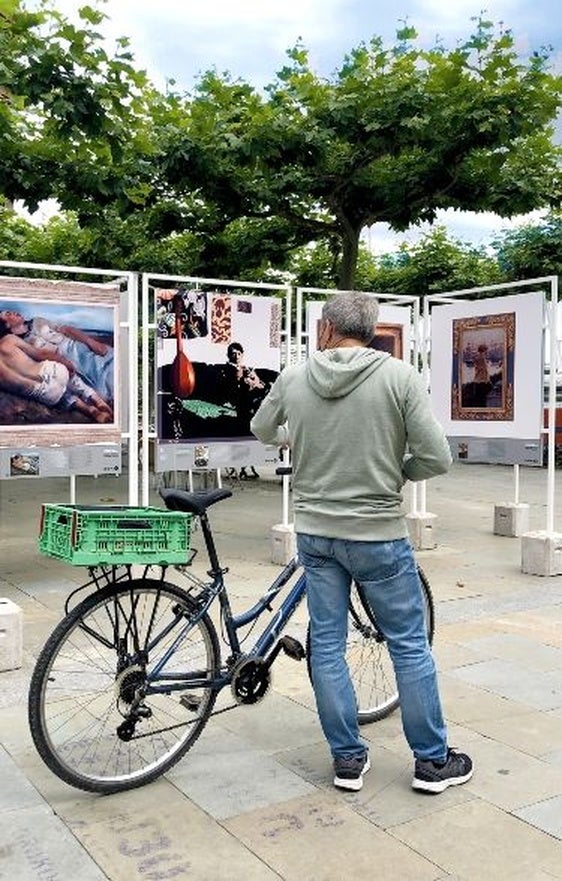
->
xmin=493 ymin=502 xmax=530 ymax=537
xmin=0 ymin=598 xmax=23 ymax=672
xmin=271 ymin=523 xmax=296 ymax=565
xmin=406 ymin=512 xmax=437 ymax=550
xmin=521 ymin=531 xmax=562 ymax=576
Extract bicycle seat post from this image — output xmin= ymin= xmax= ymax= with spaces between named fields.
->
xmin=198 ymin=511 xmax=224 ymax=577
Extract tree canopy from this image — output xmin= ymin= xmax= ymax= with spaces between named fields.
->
xmin=1 ymin=5 xmax=561 ymax=289
xmin=493 ymin=212 xmax=562 ymax=281
xmin=0 ymin=0 xmax=151 ymax=212
xmin=155 ymin=19 xmax=562 ymax=287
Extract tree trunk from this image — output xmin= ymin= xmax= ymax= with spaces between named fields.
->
xmin=337 ymin=224 xmax=361 ymax=290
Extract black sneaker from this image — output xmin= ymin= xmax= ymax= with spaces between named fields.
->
xmin=412 ymin=748 xmax=473 ymax=793
xmin=333 ymin=751 xmax=371 ymax=792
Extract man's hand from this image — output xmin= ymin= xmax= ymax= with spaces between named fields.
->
xmin=245 ymin=369 xmax=264 ymax=390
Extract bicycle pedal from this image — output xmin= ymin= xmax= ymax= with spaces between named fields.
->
xmin=280 ymin=635 xmax=305 ymax=661
xmin=180 ymin=694 xmax=202 ymax=712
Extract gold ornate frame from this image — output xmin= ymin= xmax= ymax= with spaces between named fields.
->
xmin=451 ymin=312 xmax=515 ymax=421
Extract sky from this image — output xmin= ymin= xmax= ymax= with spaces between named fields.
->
xmin=0 ymin=299 xmax=114 ymax=331
xmin=26 ymin=0 xmax=562 ymax=252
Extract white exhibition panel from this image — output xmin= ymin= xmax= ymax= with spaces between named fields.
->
xmin=0 ymin=264 xmax=139 ymax=501
xmin=430 ymin=291 xmax=544 ymax=439
xmin=149 ymin=284 xmax=287 ymax=483
xmin=305 ymin=301 xmax=412 ymax=358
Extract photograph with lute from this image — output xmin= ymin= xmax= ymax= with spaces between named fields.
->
xmin=155 ymin=287 xmax=280 ymax=442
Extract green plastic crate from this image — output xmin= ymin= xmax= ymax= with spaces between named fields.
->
xmin=39 ymin=504 xmax=193 ymax=566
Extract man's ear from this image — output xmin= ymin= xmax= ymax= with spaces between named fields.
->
xmin=319 ymin=318 xmax=333 ymax=350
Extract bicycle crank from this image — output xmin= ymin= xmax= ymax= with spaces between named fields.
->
xmin=231 ymin=657 xmax=271 ymax=704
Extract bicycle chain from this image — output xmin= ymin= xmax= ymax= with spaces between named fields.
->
xmin=124 ymin=701 xmax=238 ymax=740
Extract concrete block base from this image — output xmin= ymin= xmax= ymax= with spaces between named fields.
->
xmin=271 ymin=523 xmax=296 ymax=565
xmin=521 ymin=531 xmax=562 ymax=576
xmin=494 ymin=502 xmax=530 ymax=537
xmin=0 ymin=598 xmax=23 ymax=672
xmin=406 ymin=512 xmax=437 ymax=550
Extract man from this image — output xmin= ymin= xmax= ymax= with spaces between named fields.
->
xmin=251 ymin=292 xmax=472 ymax=794
xmin=221 ymin=341 xmax=270 ymax=430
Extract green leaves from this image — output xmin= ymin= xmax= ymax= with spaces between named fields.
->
xmin=1 ymin=0 xmax=153 ymax=212
xmin=78 ymin=5 xmax=106 ymax=26
xmin=494 ymin=212 xmax=562 ymax=282
xmin=1 ymin=5 xmax=560 ymax=290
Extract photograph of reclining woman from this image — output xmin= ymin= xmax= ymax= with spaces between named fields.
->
xmin=0 ymin=290 xmax=119 ymax=445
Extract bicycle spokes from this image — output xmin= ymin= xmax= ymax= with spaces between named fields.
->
xmin=28 ymin=580 xmax=220 ymax=793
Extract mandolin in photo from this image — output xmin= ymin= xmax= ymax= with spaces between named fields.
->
xmin=170 ymin=293 xmax=196 ymax=398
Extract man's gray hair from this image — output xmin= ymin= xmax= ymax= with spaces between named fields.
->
xmin=321 ymin=292 xmax=379 ymax=344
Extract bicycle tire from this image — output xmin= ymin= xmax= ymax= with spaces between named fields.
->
xmin=306 ymin=565 xmax=434 ymax=725
xmin=28 ymin=578 xmax=220 ymax=794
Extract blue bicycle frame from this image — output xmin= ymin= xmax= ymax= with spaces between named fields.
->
xmin=144 ymin=512 xmax=307 ymax=696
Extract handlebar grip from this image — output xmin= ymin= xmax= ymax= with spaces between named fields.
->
xmin=275 ymin=467 xmax=293 ymax=476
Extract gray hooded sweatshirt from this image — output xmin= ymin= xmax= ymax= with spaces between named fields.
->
xmin=250 ymin=347 xmax=452 ymax=541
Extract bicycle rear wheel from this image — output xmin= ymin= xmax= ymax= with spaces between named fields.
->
xmin=349 ymin=566 xmax=435 ymax=724
xmin=28 ymin=578 xmax=220 ymax=793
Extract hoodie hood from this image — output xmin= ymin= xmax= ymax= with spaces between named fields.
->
xmin=307 ymin=347 xmax=390 ymax=399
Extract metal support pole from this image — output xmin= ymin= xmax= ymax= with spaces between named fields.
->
xmin=281 ymin=447 xmax=291 ymax=528
xmin=546 ymin=277 xmax=559 ymax=533
xmin=141 ymin=274 xmax=151 ymax=507
xmin=127 ymin=272 xmax=139 ymax=506
xmin=295 ymin=287 xmax=304 ymax=363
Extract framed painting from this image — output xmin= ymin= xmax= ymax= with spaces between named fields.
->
xmin=369 ymin=323 xmax=404 ymax=359
xmin=0 ymin=279 xmax=120 ymax=446
xmin=451 ymin=312 xmax=515 ymax=421
xmin=314 ymin=321 xmax=404 ymax=359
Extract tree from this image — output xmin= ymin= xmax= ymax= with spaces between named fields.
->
xmin=0 ymin=0 xmax=152 ymax=212
xmin=493 ymin=212 xmax=562 ymax=282
xmin=368 ymin=227 xmax=504 ymax=296
xmin=0 ymin=202 xmax=208 ymax=275
xmin=3 ymin=7 xmax=561 ymax=289
xmin=158 ymin=19 xmax=562 ymax=288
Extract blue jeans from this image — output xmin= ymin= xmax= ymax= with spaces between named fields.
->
xmin=297 ymin=533 xmax=448 ymax=762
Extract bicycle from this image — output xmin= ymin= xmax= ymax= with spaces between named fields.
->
xmin=28 ymin=485 xmax=434 ymax=794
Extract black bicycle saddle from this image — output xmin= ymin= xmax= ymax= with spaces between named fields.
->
xmin=159 ymin=487 xmax=233 ymax=516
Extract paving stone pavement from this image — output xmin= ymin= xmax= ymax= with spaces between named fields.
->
xmin=1 ymin=462 xmax=562 ymax=880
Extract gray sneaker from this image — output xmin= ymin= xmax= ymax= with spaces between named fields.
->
xmin=412 ymin=748 xmax=473 ymax=793
xmin=333 ymin=751 xmax=371 ymax=792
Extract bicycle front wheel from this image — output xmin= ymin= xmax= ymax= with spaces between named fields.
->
xmin=349 ymin=566 xmax=435 ymax=724
xmin=28 ymin=578 xmax=220 ymax=794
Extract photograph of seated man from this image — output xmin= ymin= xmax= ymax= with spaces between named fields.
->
xmin=156 ymin=289 xmax=280 ymax=443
